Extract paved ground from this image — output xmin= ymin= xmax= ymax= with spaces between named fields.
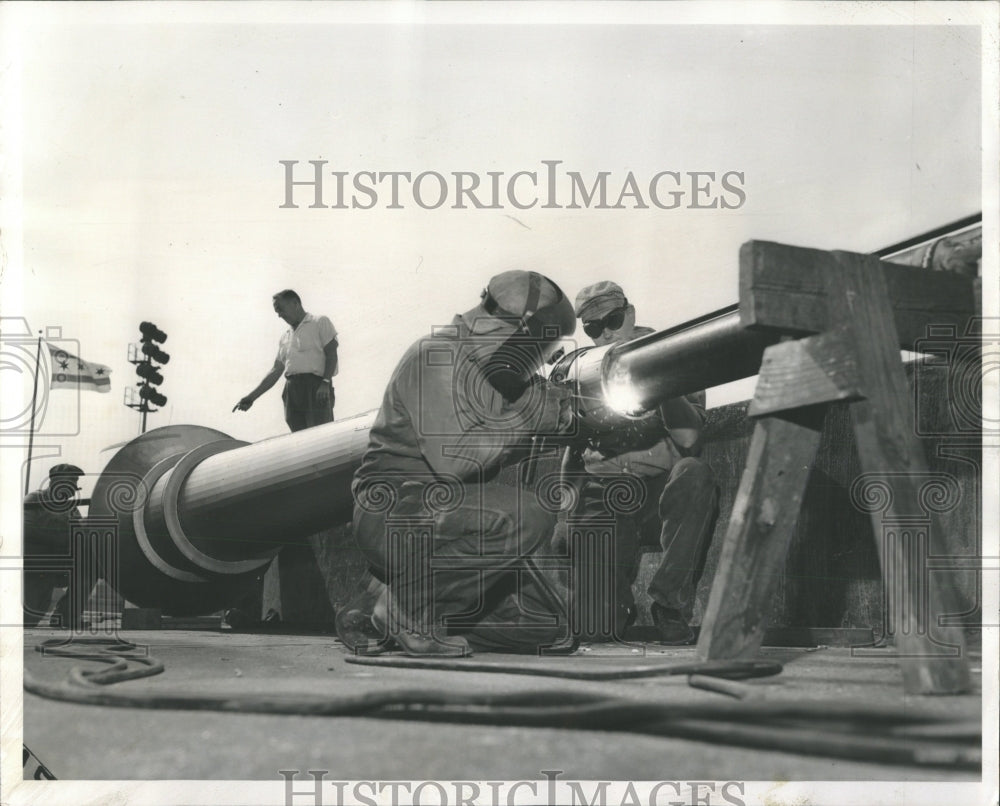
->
xmin=20 ymin=626 xmax=983 ymax=791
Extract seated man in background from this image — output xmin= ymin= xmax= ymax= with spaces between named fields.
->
xmin=339 ymin=270 xmax=577 ymax=656
xmin=563 ymin=281 xmax=719 ymax=644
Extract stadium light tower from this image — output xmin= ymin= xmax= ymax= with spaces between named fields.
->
xmin=125 ymin=321 xmax=169 ymax=433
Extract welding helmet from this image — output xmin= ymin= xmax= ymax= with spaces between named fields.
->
xmin=473 ymin=270 xmax=576 ymax=400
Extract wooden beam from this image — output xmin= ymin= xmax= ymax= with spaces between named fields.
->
xmin=824 ymin=250 xmax=971 ymax=695
xmin=748 ymin=329 xmax=864 ymax=417
xmin=739 ymin=241 xmax=976 ymax=346
xmin=697 ymin=407 xmax=826 ymax=661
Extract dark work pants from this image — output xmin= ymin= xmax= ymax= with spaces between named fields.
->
xmin=282 ymin=375 xmax=334 ymax=432
xmin=23 ymin=541 xmax=101 ymax=628
xmin=571 ymin=456 xmax=719 ymax=625
xmin=353 ymin=480 xmax=571 ymax=652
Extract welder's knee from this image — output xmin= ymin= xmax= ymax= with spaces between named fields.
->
xmin=513 ymin=496 xmax=558 ymax=553
xmin=675 ymin=456 xmax=715 ymax=485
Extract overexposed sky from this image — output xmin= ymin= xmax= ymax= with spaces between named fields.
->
xmin=0 ymin=6 xmax=989 ymax=482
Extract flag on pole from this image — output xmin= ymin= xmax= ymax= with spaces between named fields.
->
xmin=47 ymin=343 xmax=112 ymax=393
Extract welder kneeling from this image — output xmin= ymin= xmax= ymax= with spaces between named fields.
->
xmin=339 ymin=270 xmax=577 ymax=656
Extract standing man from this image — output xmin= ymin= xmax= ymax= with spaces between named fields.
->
xmin=234 ymin=289 xmax=338 ymax=432
xmin=231 ymin=289 xmax=338 ymax=628
xmin=338 ymin=270 xmax=577 ymax=656
xmin=565 ymin=281 xmax=719 ymax=644
xmin=23 ymin=464 xmax=98 ymax=628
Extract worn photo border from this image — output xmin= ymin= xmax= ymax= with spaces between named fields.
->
xmin=1 ymin=2 xmax=997 ymax=805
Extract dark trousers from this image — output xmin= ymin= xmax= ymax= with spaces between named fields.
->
xmin=282 ymin=375 xmax=334 ymax=432
xmin=571 ymin=456 xmax=719 ymax=627
xmin=23 ymin=544 xmax=101 ymax=628
xmin=353 ymin=480 xmax=571 ymax=652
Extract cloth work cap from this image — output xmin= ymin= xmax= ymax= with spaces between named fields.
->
xmin=49 ymin=463 xmax=84 ymax=479
xmin=575 ymin=280 xmax=627 ymax=321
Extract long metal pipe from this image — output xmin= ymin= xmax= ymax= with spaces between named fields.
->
xmin=547 ymin=306 xmax=781 ymax=438
xmin=548 ymin=211 xmax=983 ymax=424
xmin=132 ymin=310 xmax=770 ymax=570
xmin=95 ymin=307 xmax=772 ymax=612
xmin=605 ymin=306 xmax=780 ymax=411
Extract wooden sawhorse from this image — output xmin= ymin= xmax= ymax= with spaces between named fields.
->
xmin=696 ymin=241 xmax=977 ymax=695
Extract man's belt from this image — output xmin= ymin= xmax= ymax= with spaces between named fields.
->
xmin=285 ymin=374 xmax=329 ymax=382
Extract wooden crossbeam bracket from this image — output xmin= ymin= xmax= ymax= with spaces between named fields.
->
xmin=739 ymin=240 xmax=977 ymax=347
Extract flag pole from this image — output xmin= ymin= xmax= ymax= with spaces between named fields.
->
xmin=24 ymin=332 xmax=44 ymax=496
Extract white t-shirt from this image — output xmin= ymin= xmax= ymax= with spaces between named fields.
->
xmin=276 ymin=313 xmax=338 ymax=378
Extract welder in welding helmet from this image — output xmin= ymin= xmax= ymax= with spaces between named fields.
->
xmin=344 ymin=269 xmax=578 ymax=657
xmin=467 ymin=269 xmax=577 ymax=401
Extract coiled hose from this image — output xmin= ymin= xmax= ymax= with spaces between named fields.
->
xmin=24 ymin=638 xmax=981 ymax=770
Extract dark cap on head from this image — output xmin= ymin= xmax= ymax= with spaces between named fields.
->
xmin=49 ymin=463 xmax=84 ymax=479
xmin=574 ymin=281 xmax=627 ymax=321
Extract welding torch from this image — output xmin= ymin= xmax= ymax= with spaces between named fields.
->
xmin=519 ymin=305 xmax=781 ymax=489
xmin=519 ymin=340 xmax=670 ymax=490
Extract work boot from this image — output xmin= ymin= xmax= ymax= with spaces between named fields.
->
xmin=222 ymin=607 xmax=254 ymax=630
xmin=376 ymin=588 xmax=472 ymax=658
xmin=650 ymin=602 xmax=694 ymax=645
xmin=335 ymin=576 xmax=396 ymax=655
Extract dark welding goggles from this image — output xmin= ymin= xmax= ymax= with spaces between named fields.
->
xmin=582 ymin=304 xmax=628 ymax=338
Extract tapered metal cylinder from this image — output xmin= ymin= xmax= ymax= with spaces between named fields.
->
xmin=89 ymin=413 xmax=376 ymax=614
xmin=144 ymin=411 xmax=375 ymax=562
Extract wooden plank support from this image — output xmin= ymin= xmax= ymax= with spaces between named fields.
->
xmin=748 ymin=328 xmax=863 ymax=417
xmin=824 ymin=250 xmax=970 ymax=695
xmin=739 ymin=240 xmax=977 ymax=346
xmin=699 ymin=329 xmax=861 ymax=658
xmin=700 ymin=240 xmax=971 ymax=695
xmin=696 ymin=405 xmax=826 ymax=661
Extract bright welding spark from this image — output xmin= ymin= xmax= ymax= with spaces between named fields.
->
xmin=603 ymin=377 xmax=646 ymax=416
